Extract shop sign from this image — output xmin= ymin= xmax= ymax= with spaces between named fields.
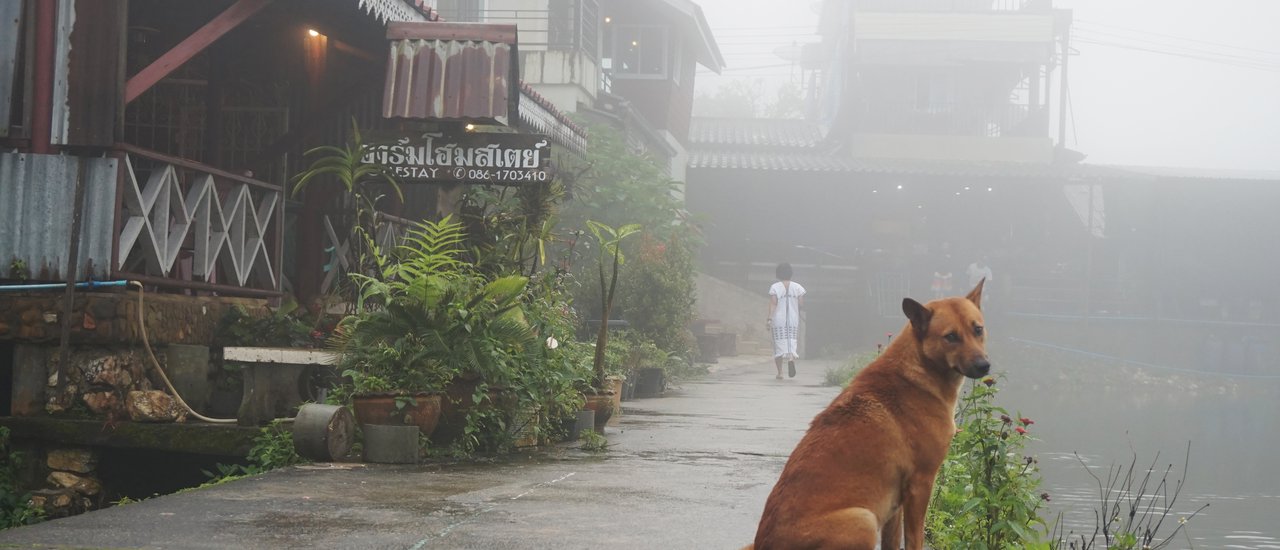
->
xmin=362 ymin=132 xmax=552 ymax=184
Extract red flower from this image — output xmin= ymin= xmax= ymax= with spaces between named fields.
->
xmin=1019 ymin=417 xmax=1034 ymax=426
xmin=1015 ymin=426 xmax=1028 ymax=435
xmin=1041 ymin=492 xmax=1051 ymax=502
xmin=982 ymin=377 xmax=996 ymax=387
xmin=1000 ymin=414 xmax=1012 ymax=424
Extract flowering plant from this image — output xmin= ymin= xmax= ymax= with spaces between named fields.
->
xmin=926 ymin=375 xmax=1051 ymax=548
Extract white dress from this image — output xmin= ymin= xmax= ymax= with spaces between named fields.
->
xmin=769 ymin=281 xmax=806 ymax=360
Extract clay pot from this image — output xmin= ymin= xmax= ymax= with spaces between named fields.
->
xmin=582 ymin=392 xmax=616 ymax=433
xmin=350 ymin=393 xmax=442 ymax=437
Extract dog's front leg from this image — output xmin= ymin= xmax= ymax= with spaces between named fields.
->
xmin=879 ymin=506 xmax=902 ymax=550
xmin=900 ymin=478 xmax=934 ymax=550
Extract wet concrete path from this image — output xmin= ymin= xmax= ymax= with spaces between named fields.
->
xmin=0 ymin=355 xmax=842 ymax=549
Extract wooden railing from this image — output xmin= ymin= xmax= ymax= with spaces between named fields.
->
xmin=113 ymin=144 xmax=283 ymax=296
xmin=318 ymin=211 xmax=414 ymax=296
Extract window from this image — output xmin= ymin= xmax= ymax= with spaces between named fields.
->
xmin=437 ymin=0 xmax=483 ymax=22
xmin=606 ymin=25 xmax=668 ymax=78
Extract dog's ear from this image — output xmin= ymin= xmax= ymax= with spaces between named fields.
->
xmin=902 ymin=298 xmax=932 ymax=339
xmin=966 ymin=278 xmax=985 ymax=310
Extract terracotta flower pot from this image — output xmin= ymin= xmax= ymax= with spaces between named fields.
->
xmin=582 ymin=392 xmax=616 ymax=433
xmin=433 ymin=379 xmax=518 ymax=446
xmin=350 ymin=393 xmax=443 ymax=437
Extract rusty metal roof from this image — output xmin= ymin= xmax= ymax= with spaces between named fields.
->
xmin=382 ymin=22 xmax=520 ymax=124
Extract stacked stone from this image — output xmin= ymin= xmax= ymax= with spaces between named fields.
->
xmin=30 ymin=448 xmax=102 ymax=517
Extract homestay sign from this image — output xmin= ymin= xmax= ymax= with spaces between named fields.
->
xmin=363 ymin=132 xmax=552 ymax=184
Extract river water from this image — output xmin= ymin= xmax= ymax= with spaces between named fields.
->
xmin=993 ymin=339 xmax=1280 ymax=549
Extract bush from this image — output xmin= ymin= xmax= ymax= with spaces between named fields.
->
xmin=616 ymin=234 xmax=698 ymax=361
xmin=926 ymin=376 xmax=1050 ymax=549
xmin=823 ymin=351 xmax=877 ymax=387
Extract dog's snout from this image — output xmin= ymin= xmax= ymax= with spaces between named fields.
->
xmin=968 ymin=357 xmax=991 ymax=378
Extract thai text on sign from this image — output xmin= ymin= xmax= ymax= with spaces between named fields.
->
xmin=362 ymin=132 xmax=552 ymax=184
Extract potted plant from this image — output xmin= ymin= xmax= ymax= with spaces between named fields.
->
xmin=331 ymin=217 xmax=534 ymax=446
xmin=583 ymin=220 xmax=640 ymax=431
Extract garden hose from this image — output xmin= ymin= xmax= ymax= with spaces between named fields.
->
xmin=128 ymin=281 xmax=239 ymax=424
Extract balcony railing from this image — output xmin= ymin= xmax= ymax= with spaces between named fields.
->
xmin=436 ymin=0 xmax=599 ymax=56
xmin=113 ymin=144 xmax=283 ymax=297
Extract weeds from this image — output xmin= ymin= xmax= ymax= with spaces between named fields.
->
xmin=1050 ymin=443 xmax=1208 ymax=549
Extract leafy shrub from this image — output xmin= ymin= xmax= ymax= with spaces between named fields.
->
xmin=926 ymin=376 xmax=1050 ymax=549
xmin=616 ymin=234 xmax=698 ymax=361
xmin=823 ymin=351 xmax=877 ymax=387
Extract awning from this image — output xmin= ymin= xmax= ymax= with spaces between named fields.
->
xmin=382 ymin=22 xmax=520 ymax=124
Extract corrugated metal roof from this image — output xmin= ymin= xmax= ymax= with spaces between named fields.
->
xmin=0 ymin=153 xmax=118 ymax=280
xmin=382 ymin=22 xmax=519 ymax=124
xmin=688 ymin=149 xmax=855 ymax=172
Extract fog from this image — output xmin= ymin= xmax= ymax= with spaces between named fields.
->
xmin=687 ymin=1 xmax=1280 ymax=546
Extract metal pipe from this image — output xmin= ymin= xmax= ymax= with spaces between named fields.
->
xmin=0 ymin=280 xmax=130 ymax=292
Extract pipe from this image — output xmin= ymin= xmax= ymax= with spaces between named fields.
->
xmin=0 ymin=280 xmax=131 ymax=292
xmin=31 ymin=0 xmax=56 ymax=154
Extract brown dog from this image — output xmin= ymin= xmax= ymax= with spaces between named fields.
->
xmin=750 ymin=280 xmax=990 ymax=550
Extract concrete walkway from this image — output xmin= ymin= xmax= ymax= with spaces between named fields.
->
xmin=0 ymin=355 xmax=843 ymax=550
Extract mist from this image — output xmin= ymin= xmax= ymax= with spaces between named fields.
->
xmin=685 ymin=0 xmax=1280 ymax=546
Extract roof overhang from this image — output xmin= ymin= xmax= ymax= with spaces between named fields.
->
xmin=652 ymin=0 xmax=725 ymax=74
xmin=382 ymin=22 xmax=520 ymax=124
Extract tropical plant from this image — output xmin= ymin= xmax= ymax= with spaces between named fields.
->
xmin=586 ymin=220 xmax=641 ymax=389
xmin=926 ymin=376 xmax=1050 ymax=549
xmin=291 ymin=118 xmax=404 ymax=299
xmin=333 ymin=216 xmax=535 ymax=393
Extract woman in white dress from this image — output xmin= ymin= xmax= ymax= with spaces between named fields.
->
xmin=767 ymin=263 xmax=806 ymax=379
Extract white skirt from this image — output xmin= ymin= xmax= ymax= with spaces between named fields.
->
xmin=772 ymin=325 xmax=799 ymax=360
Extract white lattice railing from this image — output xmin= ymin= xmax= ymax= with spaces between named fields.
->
xmin=319 ymin=211 xmax=412 ymax=295
xmin=115 ymin=144 xmax=282 ymax=295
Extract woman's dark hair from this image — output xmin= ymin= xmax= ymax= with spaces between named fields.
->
xmin=776 ymin=262 xmax=793 ymax=280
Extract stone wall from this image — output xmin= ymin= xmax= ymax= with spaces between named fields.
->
xmin=0 ymin=290 xmax=266 ymax=346
xmin=30 ymin=447 xmax=103 ymax=518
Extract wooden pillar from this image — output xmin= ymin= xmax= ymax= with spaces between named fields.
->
xmin=295 ymin=29 xmax=329 ymax=305
xmin=30 ymin=0 xmax=56 ymax=154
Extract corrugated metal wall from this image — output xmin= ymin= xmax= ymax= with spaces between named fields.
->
xmin=0 ymin=152 xmax=118 ymax=280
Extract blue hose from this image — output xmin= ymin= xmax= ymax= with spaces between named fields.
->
xmin=0 ymin=280 xmax=130 ymax=292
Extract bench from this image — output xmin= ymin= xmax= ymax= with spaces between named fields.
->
xmin=222 ymin=347 xmax=337 ymax=426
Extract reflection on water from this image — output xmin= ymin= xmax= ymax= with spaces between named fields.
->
xmin=991 ymin=339 xmax=1280 ymax=549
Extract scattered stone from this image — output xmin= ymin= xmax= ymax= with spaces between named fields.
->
xmin=47 ymin=448 xmax=97 ymax=473
xmin=126 ymin=390 xmax=180 ymax=422
xmin=47 ymin=472 xmax=103 ymax=496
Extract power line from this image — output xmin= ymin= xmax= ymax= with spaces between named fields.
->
xmin=1072 ymin=37 xmax=1280 ymax=72
xmin=1075 ymin=18 xmax=1280 ymax=58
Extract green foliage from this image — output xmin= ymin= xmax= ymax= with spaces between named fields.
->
xmin=586 ymin=220 xmax=641 ymax=388
xmin=0 ymin=427 xmax=44 ymax=529
xmin=201 ymin=421 xmax=306 ymax=482
xmin=335 ymin=216 xmax=536 ymax=394
xmin=291 ymin=118 xmax=404 ymax=302
xmin=615 ymin=234 xmax=698 ymax=362
xmin=579 ymin=429 xmax=609 ymax=453
xmin=926 ymin=376 xmax=1050 ymax=549
xmin=7 ymin=259 xmax=29 ymax=281
xmin=822 ymin=351 xmax=878 ymax=387
xmin=215 ymin=302 xmax=317 ymax=348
